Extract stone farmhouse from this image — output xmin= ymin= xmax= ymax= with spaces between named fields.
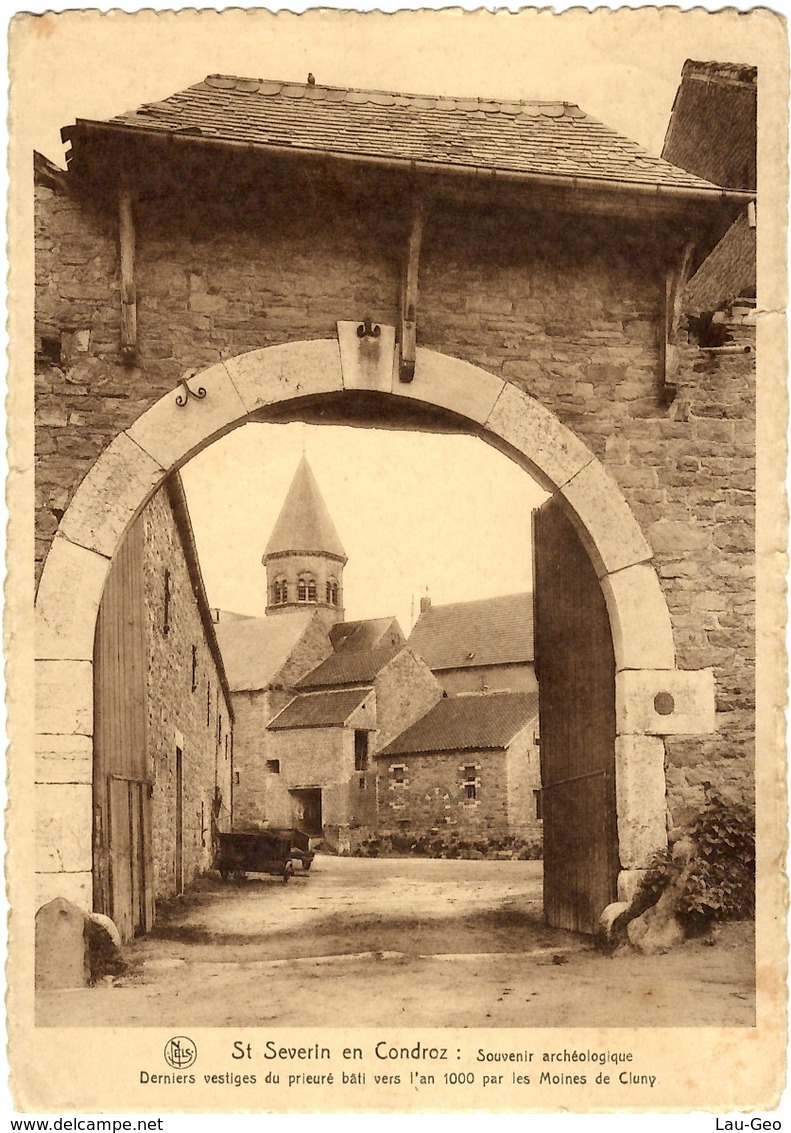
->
xmin=378 ymin=691 xmax=541 ymax=840
xmin=408 ymin=592 xmax=536 ymax=695
xmin=91 ymin=473 xmax=234 ymax=940
xmin=34 ymin=65 xmax=754 ymax=936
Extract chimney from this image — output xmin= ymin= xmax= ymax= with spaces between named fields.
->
xmin=420 ymin=596 xmax=432 ymax=615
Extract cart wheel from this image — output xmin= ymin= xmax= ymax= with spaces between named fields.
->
xmin=283 ymin=861 xmax=294 ymax=883
xmin=302 ymin=859 xmax=312 ymax=872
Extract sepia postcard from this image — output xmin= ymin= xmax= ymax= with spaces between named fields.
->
xmin=6 ymin=3 xmax=789 ymax=1118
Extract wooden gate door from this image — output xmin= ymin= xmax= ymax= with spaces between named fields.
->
xmin=107 ymin=777 xmax=153 ymax=939
xmin=93 ymin=513 xmax=155 ymax=940
xmin=533 ymin=496 xmax=619 ymax=934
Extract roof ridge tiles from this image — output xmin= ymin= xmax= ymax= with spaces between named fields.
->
xmin=200 ymin=73 xmax=585 ymax=116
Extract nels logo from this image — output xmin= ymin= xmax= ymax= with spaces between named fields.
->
xmin=164 ymin=1036 xmax=198 ymax=1070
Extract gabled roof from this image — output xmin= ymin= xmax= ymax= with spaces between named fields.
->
xmin=215 ymin=611 xmax=316 ymax=692
xmin=685 ymin=211 xmax=755 ymax=316
xmin=268 ymin=687 xmax=372 ymax=730
xmin=296 ymin=645 xmax=404 ymax=690
xmin=380 ymin=691 xmax=539 ymax=757
xmin=265 ymin=455 xmax=346 ymax=561
xmin=329 ymin=617 xmax=405 ymax=654
xmin=408 ymin=593 xmax=534 ymax=672
xmin=93 ymin=74 xmax=729 ymax=196
xmin=662 ymin=60 xmax=756 ymax=191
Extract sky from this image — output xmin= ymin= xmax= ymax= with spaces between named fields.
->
xmin=180 ymin=423 xmax=547 ymax=631
xmin=13 ymin=6 xmax=773 ymax=631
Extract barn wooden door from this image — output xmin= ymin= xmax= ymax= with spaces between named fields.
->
xmin=93 ymin=514 xmax=155 ymax=940
xmin=532 ymin=496 xmax=618 ymax=934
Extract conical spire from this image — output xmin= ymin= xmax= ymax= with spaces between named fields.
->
xmin=265 ymin=456 xmax=346 ymax=561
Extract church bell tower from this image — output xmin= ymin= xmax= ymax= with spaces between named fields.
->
xmin=263 ymin=455 xmax=346 ymax=623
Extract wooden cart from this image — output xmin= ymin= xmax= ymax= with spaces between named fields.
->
xmin=271 ymin=827 xmax=315 ymax=872
xmin=216 ymin=830 xmax=295 ymax=883
xmin=216 ymin=829 xmax=315 ymax=882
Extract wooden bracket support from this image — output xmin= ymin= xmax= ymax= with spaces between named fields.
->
xmin=659 ymin=241 xmax=695 ymax=407
xmin=118 ymin=182 xmax=138 ymax=364
xmin=399 ymin=197 xmax=426 ymax=383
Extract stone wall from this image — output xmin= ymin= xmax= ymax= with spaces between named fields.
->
xmin=227 ymin=613 xmax=335 ymax=828
xmin=228 ymin=689 xmax=273 ymax=830
xmin=275 ymin=615 xmax=335 ymax=689
xmin=375 ymin=724 xmax=541 ymax=839
xmin=34 ymin=164 xmax=756 ymax=835
xmin=437 ymin=663 xmax=538 ymax=696
xmin=141 ymin=486 xmax=233 ymax=900
xmin=377 ymin=748 xmax=508 ymax=835
xmin=372 ymin=649 xmax=444 ymax=753
xmin=505 ymin=726 xmax=543 ymax=838
xmin=265 ymin=717 xmax=371 ymax=829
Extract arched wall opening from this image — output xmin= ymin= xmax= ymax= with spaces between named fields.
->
xmin=34 ymin=333 xmax=716 ymax=925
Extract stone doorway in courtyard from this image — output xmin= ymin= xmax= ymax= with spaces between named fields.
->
xmin=289 ymin=789 xmax=323 ymax=837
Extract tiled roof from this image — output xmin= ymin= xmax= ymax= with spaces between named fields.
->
xmin=329 ymin=617 xmax=406 ymax=653
xmin=215 ymin=611 xmax=315 ymax=691
xmin=380 ymin=691 xmax=539 ymax=756
xmin=685 ymin=212 xmax=755 ymax=316
xmin=297 ymin=645 xmax=404 ymax=690
xmin=265 ymin=455 xmax=346 ymax=560
xmin=662 ymin=59 xmax=756 ymax=190
xmin=103 ymin=74 xmax=725 ymax=194
xmin=268 ymin=688 xmax=371 ymax=729
xmin=408 ymin=593 xmax=534 ymax=672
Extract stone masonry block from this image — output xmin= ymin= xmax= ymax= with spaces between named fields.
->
xmin=36 ymin=782 xmax=93 ymax=873
xmin=561 ymin=459 xmax=654 ymax=578
xmin=484 ymin=381 xmax=593 ymax=490
xmin=36 ymin=537 xmax=110 ymax=662
xmin=36 ymin=871 xmax=92 ymax=915
xmin=36 ymin=659 xmax=93 ymax=736
xmin=601 ymin=563 xmax=676 ymax=673
xmin=616 ymin=669 xmax=716 ymax=736
xmin=615 ymin=736 xmax=668 ymax=868
xmin=395 ymin=349 xmax=505 ymax=427
xmin=226 ymin=339 xmax=343 ymax=413
xmin=35 ymin=897 xmax=89 ymax=989
xmin=126 ymin=361 xmax=247 ymax=470
xmin=36 ymin=733 xmax=92 ymax=784
xmin=338 ymin=321 xmax=396 ymax=393
xmin=58 ymin=431 xmax=165 ymax=559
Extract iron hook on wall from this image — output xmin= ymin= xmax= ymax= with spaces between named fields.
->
xmin=175 ymin=372 xmax=208 ymax=407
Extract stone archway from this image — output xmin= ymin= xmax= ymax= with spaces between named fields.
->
xmin=35 ymin=329 xmax=715 ymax=915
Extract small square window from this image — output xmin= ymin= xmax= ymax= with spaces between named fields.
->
xmin=465 ymin=782 xmax=477 ymax=800
xmin=266 ymin=759 xmax=280 ymax=774
xmin=359 ymin=776 xmax=366 ymax=790
xmin=393 ymin=765 xmax=406 ymax=784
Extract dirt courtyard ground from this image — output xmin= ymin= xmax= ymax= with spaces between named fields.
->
xmin=37 ymin=856 xmax=755 ymax=1028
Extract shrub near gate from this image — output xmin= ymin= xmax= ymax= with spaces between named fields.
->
xmin=636 ymin=789 xmax=755 ymax=931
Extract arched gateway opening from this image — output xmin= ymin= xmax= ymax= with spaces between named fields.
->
xmin=35 ymin=335 xmax=716 ymax=935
